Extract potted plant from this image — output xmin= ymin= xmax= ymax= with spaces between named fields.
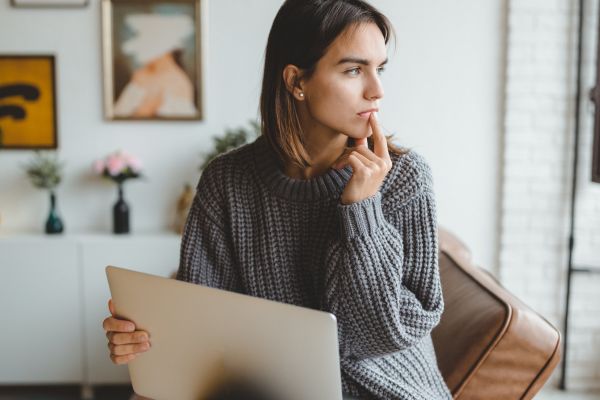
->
xmin=23 ymin=151 xmax=65 ymax=234
xmin=199 ymin=120 xmax=260 ymax=172
xmin=170 ymin=120 xmax=259 ymax=235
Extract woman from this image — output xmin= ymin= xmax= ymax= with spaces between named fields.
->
xmin=103 ymin=0 xmax=452 ymax=399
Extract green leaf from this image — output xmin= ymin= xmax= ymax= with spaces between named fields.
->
xmin=199 ymin=119 xmax=260 ymax=172
xmin=22 ymin=151 xmax=65 ymax=190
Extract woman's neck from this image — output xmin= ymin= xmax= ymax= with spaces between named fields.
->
xmin=283 ymin=130 xmax=349 ymax=180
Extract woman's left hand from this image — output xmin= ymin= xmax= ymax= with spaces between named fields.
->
xmin=333 ymin=112 xmax=393 ymax=205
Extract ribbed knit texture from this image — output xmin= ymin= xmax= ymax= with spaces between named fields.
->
xmin=176 ymin=135 xmax=452 ymax=400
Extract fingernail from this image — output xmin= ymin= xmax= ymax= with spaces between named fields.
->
xmin=373 ymin=111 xmax=379 ymax=120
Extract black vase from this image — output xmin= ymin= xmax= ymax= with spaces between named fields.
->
xmin=113 ymin=184 xmax=130 ymax=234
xmin=46 ymin=191 xmax=64 ymax=234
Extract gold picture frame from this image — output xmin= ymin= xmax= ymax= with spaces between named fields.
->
xmin=101 ymin=0 xmax=203 ymax=120
xmin=0 ymin=55 xmax=58 ymax=150
xmin=11 ymin=0 xmax=88 ymax=7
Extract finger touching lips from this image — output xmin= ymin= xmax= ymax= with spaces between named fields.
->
xmin=355 ymin=137 xmax=368 ymax=148
xmin=370 ymin=112 xmax=390 ymax=158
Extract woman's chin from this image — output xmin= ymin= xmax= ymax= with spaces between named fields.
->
xmin=346 ymin=129 xmax=372 ymax=140
xmin=336 ymin=124 xmax=372 ymax=141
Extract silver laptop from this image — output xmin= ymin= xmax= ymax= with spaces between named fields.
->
xmin=106 ymin=265 xmax=346 ymax=400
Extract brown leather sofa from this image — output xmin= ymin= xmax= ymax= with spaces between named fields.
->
xmin=433 ymin=227 xmax=562 ymax=399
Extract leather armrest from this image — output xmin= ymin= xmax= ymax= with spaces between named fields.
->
xmin=433 ymin=227 xmax=561 ymax=399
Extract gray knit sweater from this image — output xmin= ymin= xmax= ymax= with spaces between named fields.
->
xmin=176 ymin=135 xmax=452 ymax=400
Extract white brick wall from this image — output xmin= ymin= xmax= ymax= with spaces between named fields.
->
xmin=500 ymin=0 xmax=600 ymax=391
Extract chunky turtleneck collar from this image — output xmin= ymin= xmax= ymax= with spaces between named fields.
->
xmin=252 ymin=135 xmax=353 ymax=202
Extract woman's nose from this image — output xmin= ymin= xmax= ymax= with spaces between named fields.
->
xmin=365 ymin=75 xmax=384 ymax=101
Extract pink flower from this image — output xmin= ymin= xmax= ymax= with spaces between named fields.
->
xmin=125 ymin=154 xmax=142 ymax=173
xmin=106 ymin=153 xmax=126 ymax=176
xmin=95 ymin=150 xmax=143 ymax=183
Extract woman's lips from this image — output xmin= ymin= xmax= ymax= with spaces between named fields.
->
xmin=357 ymin=108 xmax=378 ymax=119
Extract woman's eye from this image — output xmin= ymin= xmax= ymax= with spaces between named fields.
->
xmin=346 ymin=67 xmax=360 ymax=76
xmin=345 ymin=67 xmax=385 ymax=76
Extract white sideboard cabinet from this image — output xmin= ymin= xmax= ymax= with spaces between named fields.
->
xmin=0 ymin=232 xmax=181 ymax=386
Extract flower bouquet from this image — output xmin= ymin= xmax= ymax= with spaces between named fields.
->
xmin=94 ymin=151 xmax=143 ymax=234
xmin=94 ymin=151 xmax=142 ymax=184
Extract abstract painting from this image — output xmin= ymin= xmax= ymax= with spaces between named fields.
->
xmin=102 ymin=0 xmax=203 ymax=120
xmin=0 ymin=55 xmax=57 ymax=150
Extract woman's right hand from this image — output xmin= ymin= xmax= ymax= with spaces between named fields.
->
xmin=102 ymin=298 xmax=151 ymax=365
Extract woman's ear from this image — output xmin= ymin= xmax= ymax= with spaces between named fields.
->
xmin=282 ymin=64 xmax=305 ymax=101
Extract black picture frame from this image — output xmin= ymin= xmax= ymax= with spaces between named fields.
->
xmin=0 ymin=54 xmax=58 ymax=150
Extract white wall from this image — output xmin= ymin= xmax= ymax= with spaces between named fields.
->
xmin=0 ymin=0 xmax=504 ymax=273
xmin=500 ymin=0 xmax=600 ymax=390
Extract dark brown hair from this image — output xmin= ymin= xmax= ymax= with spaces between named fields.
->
xmin=259 ymin=0 xmax=408 ymax=170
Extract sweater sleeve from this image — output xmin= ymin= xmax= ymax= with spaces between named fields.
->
xmin=321 ymin=158 xmax=444 ymax=360
xmin=176 ymin=159 xmax=241 ymax=292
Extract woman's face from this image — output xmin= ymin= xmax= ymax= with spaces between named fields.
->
xmin=300 ymin=22 xmax=387 ymax=141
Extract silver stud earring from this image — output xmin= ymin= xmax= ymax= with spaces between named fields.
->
xmin=299 ymin=92 xmax=304 ymax=98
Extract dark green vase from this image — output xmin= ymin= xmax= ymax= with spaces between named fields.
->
xmin=46 ymin=191 xmax=64 ymax=234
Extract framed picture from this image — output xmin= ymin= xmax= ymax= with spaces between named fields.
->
xmin=11 ymin=0 xmax=88 ymax=7
xmin=102 ymin=0 xmax=203 ymax=120
xmin=0 ymin=55 xmax=58 ymax=150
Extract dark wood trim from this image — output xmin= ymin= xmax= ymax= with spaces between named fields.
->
xmin=593 ymin=3 xmax=600 ymax=183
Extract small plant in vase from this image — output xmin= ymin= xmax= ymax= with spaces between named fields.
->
xmin=199 ymin=120 xmax=260 ymax=172
xmin=94 ymin=151 xmax=142 ymax=234
xmin=23 ymin=151 xmax=65 ymax=234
